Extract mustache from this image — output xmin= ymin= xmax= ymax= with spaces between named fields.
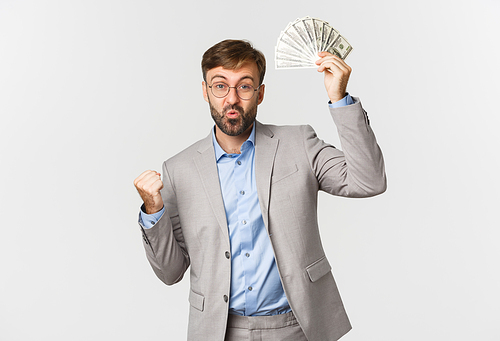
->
xmin=222 ymin=104 xmax=244 ymax=115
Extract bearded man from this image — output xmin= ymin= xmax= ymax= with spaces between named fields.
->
xmin=134 ymin=39 xmax=386 ymax=341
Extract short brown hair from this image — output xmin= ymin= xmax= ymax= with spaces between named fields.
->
xmin=201 ymin=39 xmax=266 ymax=85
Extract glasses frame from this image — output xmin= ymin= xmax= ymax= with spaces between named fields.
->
xmin=207 ymin=82 xmax=263 ymax=100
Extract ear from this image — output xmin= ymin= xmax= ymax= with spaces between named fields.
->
xmin=256 ymin=84 xmax=265 ymax=105
xmin=202 ymin=81 xmax=209 ymax=103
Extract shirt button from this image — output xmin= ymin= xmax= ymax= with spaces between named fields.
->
xmin=245 ymin=253 xmax=250 ymax=257
xmin=225 ymin=251 xmax=230 ymax=259
xmin=240 ymin=190 xmax=245 ymax=195
xmin=237 ymin=161 xmax=242 ymax=165
xmin=223 ymin=295 xmax=228 ymax=302
xmin=242 ymin=220 xmax=247 ymax=225
xmin=248 ymin=286 xmax=253 ymax=291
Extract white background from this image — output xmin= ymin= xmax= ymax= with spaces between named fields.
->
xmin=1 ymin=0 xmax=499 ymax=340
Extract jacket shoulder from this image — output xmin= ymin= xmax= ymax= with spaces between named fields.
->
xmin=164 ymin=134 xmax=211 ymax=169
xmin=257 ymin=122 xmax=312 ymax=138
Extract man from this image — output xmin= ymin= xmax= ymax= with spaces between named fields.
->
xmin=134 ymin=39 xmax=386 ymax=341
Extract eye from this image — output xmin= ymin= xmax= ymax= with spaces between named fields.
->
xmin=213 ymin=83 xmax=228 ymax=90
xmin=238 ymin=84 xmax=253 ymax=91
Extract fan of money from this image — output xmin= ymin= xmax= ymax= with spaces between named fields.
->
xmin=275 ymin=16 xmax=352 ymax=69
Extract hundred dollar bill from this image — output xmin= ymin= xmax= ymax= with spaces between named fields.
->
xmin=275 ymin=59 xmax=317 ymax=69
xmin=324 ymin=45 xmax=342 ymax=58
xmin=301 ymin=17 xmax=317 ymax=55
xmin=275 ymin=48 xmax=312 ymax=64
xmin=311 ymin=18 xmax=326 ymax=52
xmin=290 ymin=20 xmax=317 ymax=58
xmin=276 ymin=32 xmax=315 ymax=62
xmin=322 ymin=25 xmax=340 ymax=52
xmin=280 ymin=26 xmax=315 ymax=59
xmin=328 ymin=35 xmax=353 ymax=59
xmin=275 ymin=54 xmax=316 ymax=66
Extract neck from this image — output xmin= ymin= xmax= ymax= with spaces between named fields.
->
xmin=215 ymin=123 xmax=253 ymax=154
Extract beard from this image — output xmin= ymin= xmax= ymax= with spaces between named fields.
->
xmin=209 ymin=99 xmax=258 ymax=137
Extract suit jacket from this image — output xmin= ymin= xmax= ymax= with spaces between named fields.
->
xmin=140 ymin=98 xmax=386 ymax=341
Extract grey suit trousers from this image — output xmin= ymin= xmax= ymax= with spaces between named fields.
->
xmin=224 ymin=311 xmax=308 ymax=341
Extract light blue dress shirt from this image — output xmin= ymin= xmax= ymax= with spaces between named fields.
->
xmin=139 ymin=94 xmax=353 ymax=315
xmin=211 ymin=124 xmax=290 ymax=316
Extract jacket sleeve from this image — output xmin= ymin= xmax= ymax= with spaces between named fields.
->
xmin=303 ymin=97 xmax=387 ymax=197
xmin=139 ymin=161 xmax=190 ymax=285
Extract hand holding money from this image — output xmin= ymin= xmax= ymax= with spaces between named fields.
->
xmin=316 ymin=51 xmax=352 ymax=103
xmin=275 ymin=16 xmax=353 ymax=103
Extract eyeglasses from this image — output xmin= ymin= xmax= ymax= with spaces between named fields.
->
xmin=207 ymin=82 xmax=262 ymax=100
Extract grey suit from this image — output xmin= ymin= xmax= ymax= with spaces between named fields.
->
xmin=140 ymin=98 xmax=386 ymax=341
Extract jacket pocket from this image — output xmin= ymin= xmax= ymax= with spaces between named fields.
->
xmin=306 ymin=256 xmax=332 ymax=282
xmin=189 ymin=290 xmax=205 ymax=312
xmin=271 ymin=164 xmax=298 ymax=184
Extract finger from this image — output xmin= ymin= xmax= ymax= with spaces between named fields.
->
xmin=138 ymin=180 xmax=163 ymax=200
xmin=134 ymin=170 xmax=155 ymax=186
xmin=316 ymin=56 xmax=349 ymax=70
xmin=316 ymin=53 xmax=350 ymax=70
xmin=316 ymin=51 xmax=341 ymax=62
xmin=134 ymin=170 xmax=160 ymax=188
xmin=149 ymin=178 xmax=164 ymax=193
xmin=317 ymin=60 xmax=346 ymax=74
xmin=317 ymin=58 xmax=351 ymax=75
xmin=317 ymin=51 xmax=335 ymax=58
xmin=141 ymin=176 xmax=163 ymax=193
xmin=142 ymin=172 xmax=162 ymax=188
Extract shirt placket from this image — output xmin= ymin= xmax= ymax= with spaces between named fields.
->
xmin=234 ymin=148 xmax=257 ymax=315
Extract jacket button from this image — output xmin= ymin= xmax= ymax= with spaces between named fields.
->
xmin=225 ymin=251 xmax=230 ymax=259
xmin=223 ymin=295 xmax=228 ymax=303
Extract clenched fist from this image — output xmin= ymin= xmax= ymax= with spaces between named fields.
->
xmin=134 ymin=170 xmax=164 ymax=214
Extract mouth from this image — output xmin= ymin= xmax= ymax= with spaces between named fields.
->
xmin=225 ymin=109 xmax=240 ymax=119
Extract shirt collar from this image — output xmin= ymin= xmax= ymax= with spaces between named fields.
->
xmin=212 ymin=123 xmax=256 ymax=161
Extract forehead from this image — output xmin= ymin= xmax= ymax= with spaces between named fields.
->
xmin=207 ymin=62 xmax=259 ymax=83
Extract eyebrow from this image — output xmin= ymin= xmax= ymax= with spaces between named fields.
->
xmin=210 ymin=74 xmax=255 ymax=83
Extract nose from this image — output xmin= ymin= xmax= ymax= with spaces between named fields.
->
xmin=225 ymin=87 xmax=240 ymax=104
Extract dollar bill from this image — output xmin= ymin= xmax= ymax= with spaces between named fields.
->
xmin=311 ymin=18 xmax=326 ymax=52
xmin=281 ymin=26 xmax=315 ymax=60
xmin=275 ymin=59 xmax=316 ymax=69
xmin=290 ymin=20 xmax=317 ymax=58
xmin=276 ymin=31 xmax=314 ymax=62
xmin=327 ymin=35 xmax=353 ymax=59
xmin=301 ymin=17 xmax=317 ymax=54
xmin=275 ymin=16 xmax=353 ymax=69
xmin=322 ymin=25 xmax=340 ymax=52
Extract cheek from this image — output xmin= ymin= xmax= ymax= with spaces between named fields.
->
xmin=245 ymin=101 xmax=258 ymax=113
xmin=209 ymin=98 xmax=224 ymax=114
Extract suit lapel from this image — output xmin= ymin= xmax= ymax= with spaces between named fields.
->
xmin=193 ymin=132 xmax=229 ymax=241
xmin=254 ymin=121 xmax=279 ymax=231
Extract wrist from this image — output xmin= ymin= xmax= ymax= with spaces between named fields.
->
xmin=329 ymin=93 xmax=346 ymax=104
xmin=144 ymin=202 xmax=163 ymax=215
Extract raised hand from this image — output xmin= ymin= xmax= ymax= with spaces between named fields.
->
xmin=315 ymin=51 xmax=352 ymax=103
xmin=134 ymin=170 xmax=164 ymax=214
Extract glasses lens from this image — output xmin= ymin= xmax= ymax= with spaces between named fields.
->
xmin=237 ymin=84 xmax=255 ymax=100
xmin=211 ymin=83 xmax=229 ymax=98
